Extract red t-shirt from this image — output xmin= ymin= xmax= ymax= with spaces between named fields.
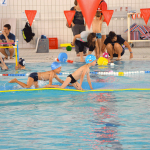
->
xmin=97 ymin=0 xmax=107 ymax=22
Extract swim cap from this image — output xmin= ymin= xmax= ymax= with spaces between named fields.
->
xmin=103 ymin=52 xmax=109 ymax=58
xmin=19 ymin=58 xmax=25 ymax=66
xmin=0 ymin=58 xmax=4 ymax=64
xmin=97 ymin=57 xmax=108 ymax=65
xmin=85 ymin=55 xmax=96 ymax=64
xmin=51 ymin=62 xmax=61 ymax=70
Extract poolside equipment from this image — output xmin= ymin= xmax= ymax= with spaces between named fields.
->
xmin=64 ymin=10 xmax=76 ymax=27
xmin=140 ymin=8 xmax=150 ymax=25
xmin=0 ymin=40 xmax=19 ymax=67
xmin=102 ymin=10 xmax=114 ymax=26
xmin=77 ymin=0 xmax=100 ymax=29
xmin=66 ymin=46 xmax=72 ymax=51
xmin=97 ymin=57 xmax=108 ymax=66
xmin=25 ymin=10 xmax=37 ymax=26
xmin=55 ymin=58 xmax=73 ymax=63
xmin=49 ymin=38 xmax=58 ymax=49
xmin=51 ymin=62 xmax=61 ymax=70
xmin=103 ymin=52 xmax=109 ymax=58
xmin=1 ymin=70 xmax=150 ymax=77
xmin=57 ymin=53 xmax=73 ymax=63
xmin=22 ymin=22 xmax=35 ymax=43
xmin=60 ymin=43 xmax=75 ymax=51
xmin=1 ymin=87 xmax=150 ymax=93
xmin=58 ymin=52 xmax=68 ymax=62
xmin=85 ymin=55 xmax=96 ymax=64
xmin=36 ymin=38 xmax=49 ymax=53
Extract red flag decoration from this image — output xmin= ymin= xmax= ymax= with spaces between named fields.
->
xmin=77 ymin=0 xmax=101 ymax=29
xmin=140 ymin=8 xmax=150 ymax=25
xmin=102 ymin=10 xmax=114 ymax=26
xmin=64 ymin=10 xmax=76 ymax=27
xmin=25 ymin=10 xmax=37 ymax=26
xmin=132 ymin=14 xmax=136 ymax=20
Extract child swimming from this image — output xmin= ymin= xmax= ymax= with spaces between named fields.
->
xmin=46 ymin=55 xmax=96 ymax=90
xmin=9 ymin=62 xmax=65 ymax=88
xmin=15 ymin=58 xmax=26 ymax=70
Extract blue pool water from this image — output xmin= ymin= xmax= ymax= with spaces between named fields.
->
xmin=0 ymin=61 xmax=150 ymax=149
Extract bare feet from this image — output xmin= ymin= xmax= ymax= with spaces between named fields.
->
xmin=116 ymin=58 xmax=122 ymax=61
xmin=10 ymin=57 xmax=14 ymax=59
xmin=9 ymin=78 xmax=17 ymax=83
xmin=77 ymin=54 xmax=80 ymax=57
xmin=110 ymin=56 xmax=113 ymax=60
xmin=4 ymin=57 xmax=8 ymax=60
xmin=83 ymin=53 xmax=87 ymax=56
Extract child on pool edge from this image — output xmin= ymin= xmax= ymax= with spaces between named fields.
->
xmin=46 ymin=55 xmax=96 ymax=90
xmin=9 ymin=62 xmax=69 ymax=88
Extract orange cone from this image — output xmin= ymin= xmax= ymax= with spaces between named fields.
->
xmin=25 ymin=10 xmax=37 ymax=26
xmin=77 ymin=0 xmax=101 ymax=29
xmin=140 ymin=8 xmax=150 ymax=25
xmin=64 ymin=10 xmax=76 ymax=27
xmin=102 ymin=10 xmax=114 ymax=26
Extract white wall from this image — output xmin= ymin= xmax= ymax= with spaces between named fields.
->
xmin=0 ymin=0 xmax=149 ymax=48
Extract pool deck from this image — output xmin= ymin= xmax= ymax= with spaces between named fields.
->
xmin=2 ymin=47 xmax=150 ymax=63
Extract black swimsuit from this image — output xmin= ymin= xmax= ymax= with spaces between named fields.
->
xmin=29 ymin=72 xmax=38 ymax=81
xmin=68 ymin=74 xmax=77 ymax=84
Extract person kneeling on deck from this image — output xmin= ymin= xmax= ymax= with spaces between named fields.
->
xmin=101 ymin=31 xmax=133 ymax=61
xmin=0 ymin=24 xmax=15 ymax=60
xmin=9 ymin=62 xmax=71 ymax=89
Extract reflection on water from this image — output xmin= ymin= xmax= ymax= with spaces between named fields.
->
xmin=1 ymin=91 xmax=150 ymax=149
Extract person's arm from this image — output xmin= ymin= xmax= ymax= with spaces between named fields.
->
xmin=79 ymin=67 xmax=88 ymax=88
xmin=43 ymin=72 xmax=54 ymax=88
xmin=124 ymin=41 xmax=133 ymax=59
xmin=2 ymin=31 xmax=14 ymax=45
xmin=71 ymin=34 xmax=81 ymax=46
xmin=87 ymin=72 xmax=93 ymax=90
xmin=55 ymin=74 xmax=64 ymax=84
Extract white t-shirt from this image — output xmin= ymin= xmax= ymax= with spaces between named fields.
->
xmin=77 ymin=31 xmax=91 ymax=42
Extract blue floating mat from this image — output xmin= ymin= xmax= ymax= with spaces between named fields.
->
xmin=58 ymin=52 xmax=68 ymax=62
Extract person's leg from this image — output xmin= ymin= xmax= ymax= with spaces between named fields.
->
xmin=72 ymin=82 xmax=83 ymax=90
xmin=9 ymin=48 xmax=14 ymax=59
xmin=101 ymin=22 xmax=107 ymax=52
xmin=33 ymin=81 xmax=39 ymax=88
xmin=72 ymin=25 xmax=80 ymax=55
xmin=9 ymin=77 xmax=34 ymax=88
xmin=87 ymin=44 xmax=95 ymax=55
xmin=114 ymin=43 xmax=123 ymax=60
xmin=97 ymin=39 xmax=102 ymax=58
xmin=60 ymin=77 xmax=72 ymax=89
xmin=75 ymin=40 xmax=85 ymax=62
xmin=106 ymin=43 xmax=114 ymax=60
xmin=0 ymin=48 xmax=8 ymax=59
xmin=79 ymin=25 xmax=87 ymax=55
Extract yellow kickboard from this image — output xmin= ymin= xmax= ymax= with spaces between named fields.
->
xmin=1 ymin=88 xmax=150 ymax=93
xmin=60 ymin=43 xmax=75 ymax=47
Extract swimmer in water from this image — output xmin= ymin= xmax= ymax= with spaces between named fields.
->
xmin=9 ymin=62 xmax=70 ymax=88
xmin=46 ymin=55 xmax=97 ymax=90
